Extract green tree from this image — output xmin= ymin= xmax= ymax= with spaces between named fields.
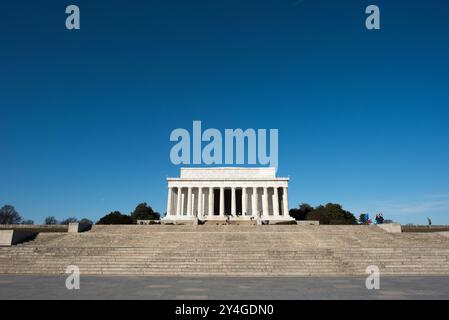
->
xmin=359 ymin=213 xmax=368 ymax=224
xmin=96 ymin=211 xmax=133 ymax=225
xmin=306 ymin=209 xmax=331 ymax=224
xmin=307 ymin=203 xmax=356 ymax=225
xmin=325 ymin=203 xmax=356 ymax=224
xmin=130 ymin=203 xmax=160 ymax=222
xmin=0 ymin=205 xmax=22 ymax=224
xmin=289 ymin=203 xmax=313 ymax=220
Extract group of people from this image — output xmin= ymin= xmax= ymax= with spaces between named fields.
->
xmin=360 ymin=212 xmax=385 ymax=225
xmin=375 ymin=213 xmax=384 ymax=224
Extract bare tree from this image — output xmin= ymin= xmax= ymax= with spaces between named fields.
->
xmin=0 ymin=205 xmax=22 ymax=224
xmin=60 ymin=217 xmax=78 ymax=225
xmin=44 ymin=216 xmax=58 ymax=225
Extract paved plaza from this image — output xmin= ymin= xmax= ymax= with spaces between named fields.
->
xmin=0 ymin=275 xmax=448 ymax=300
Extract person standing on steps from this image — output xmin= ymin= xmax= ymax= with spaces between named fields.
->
xmin=256 ymin=210 xmax=262 ymax=225
xmin=375 ymin=213 xmax=384 ymax=225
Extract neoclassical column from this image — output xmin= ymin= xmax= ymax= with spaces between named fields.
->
xmin=219 ymin=187 xmax=225 ymax=216
xmin=192 ymin=193 xmax=196 ymax=216
xmin=231 ymin=187 xmax=236 ymax=216
xmin=166 ymin=187 xmax=173 ymax=216
xmin=262 ymin=187 xmax=269 ymax=217
xmin=198 ymin=187 xmax=203 ymax=218
xmin=242 ymin=187 xmax=247 ymax=216
xmin=252 ymin=187 xmax=258 ymax=216
xmin=208 ymin=187 xmax=214 ymax=216
xmin=181 ymin=192 xmax=185 ymax=215
xmin=176 ymin=187 xmax=182 ymax=216
xmin=273 ymin=187 xmax=280 ymax=216
xmin=187 ymin=187 xmax=192 ymax=216
xmin=282 ymin=187 xmax=289 ymax=216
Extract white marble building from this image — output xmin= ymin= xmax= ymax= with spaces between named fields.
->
xmin=164 ymin=167 xmax=293 ymax=222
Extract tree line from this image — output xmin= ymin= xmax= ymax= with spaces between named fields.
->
xmin=2 ymin=202 xmax=370 ymax=225
xmin=0 ymin=203 xmax=160 ymax=225
xmin=96 ymin=203 xmax=160 ymax=224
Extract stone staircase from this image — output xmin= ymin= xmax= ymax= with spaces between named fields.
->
xmin=1 ymin=225 xmax=449 ymax=276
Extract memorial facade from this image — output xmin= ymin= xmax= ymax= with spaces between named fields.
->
xmin=164 ymin=167 xmax=293 ymax=222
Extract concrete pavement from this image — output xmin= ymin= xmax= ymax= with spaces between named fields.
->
xmin=0 ymin=275 xmax=448 ymax=300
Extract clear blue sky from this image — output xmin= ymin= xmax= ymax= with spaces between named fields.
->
xmin=1 ymin=1 xmax=449 ymax=224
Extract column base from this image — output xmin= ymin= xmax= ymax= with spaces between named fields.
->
xmin=208 ymin=215 xmax=294 ymax=222
xmin=162 ymin=214 xmax=295 ymax=225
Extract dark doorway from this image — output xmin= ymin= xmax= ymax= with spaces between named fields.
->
xmin=213 ymin=189 xmax=220 ymax=215
xmin=224 ymin=189 xmax=231 ymax=214
xmin=236 ymin=189 xmax=242 ymax=215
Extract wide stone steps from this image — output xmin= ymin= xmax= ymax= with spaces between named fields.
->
xmin=1 ymin=225 xmax=449 ymax=276
xmin=2 ymin=248 xmax=448 ymax=254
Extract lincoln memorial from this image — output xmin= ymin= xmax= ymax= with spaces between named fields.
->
xmin=163 ymin=167 xmax=293 ymax=223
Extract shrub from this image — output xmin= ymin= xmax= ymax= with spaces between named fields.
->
xmin=96 ymin=211 xmax=133 ymax=225
xmin=289 ymin=203 xmax=313 ymax=221
xmin=306 ymin=211 xmax=331 ymax=224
